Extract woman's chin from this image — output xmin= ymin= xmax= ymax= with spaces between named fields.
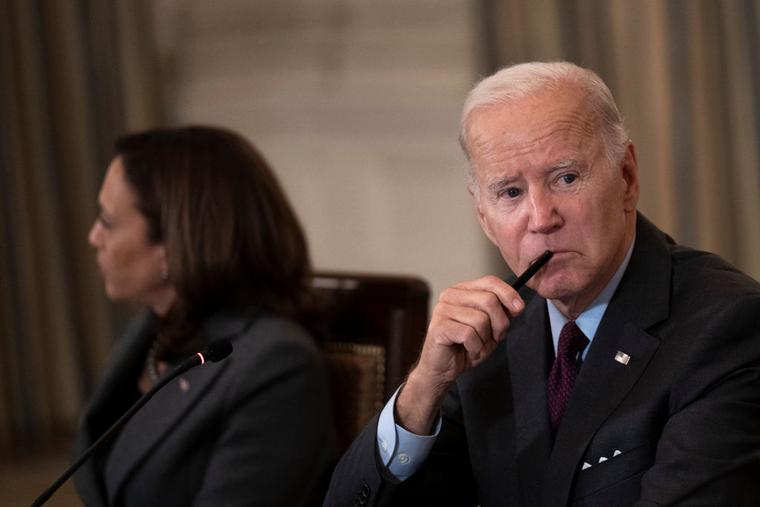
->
xmin=103 ymin=283 xmax=127 ymax=302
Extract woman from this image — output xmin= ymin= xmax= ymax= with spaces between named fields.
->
xmin=75 ymin=126 xmax=333 ymax=506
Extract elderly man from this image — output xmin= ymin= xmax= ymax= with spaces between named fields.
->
xmin=325 ymin=62 xmax=760 ymax=506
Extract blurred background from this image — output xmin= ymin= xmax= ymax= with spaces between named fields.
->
xmin=2 ymin=0 xmax=759 ymax=503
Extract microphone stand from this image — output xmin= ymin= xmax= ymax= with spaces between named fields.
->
xmin=31 ymin=341 xmax=232 ymax=507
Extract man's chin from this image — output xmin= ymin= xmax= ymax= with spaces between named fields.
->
xmin=530 ymin=277 xmax=578 ymax=302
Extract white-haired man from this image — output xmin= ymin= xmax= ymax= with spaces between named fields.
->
xmin=325 ymin=62 xmax=760 ymax=506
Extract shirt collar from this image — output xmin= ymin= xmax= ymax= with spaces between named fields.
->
xmin=546 ymin=238 xmax=635 ymax=357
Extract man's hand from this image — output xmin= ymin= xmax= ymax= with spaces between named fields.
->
xmin=395 ymin=275 xmax=525 ymax=434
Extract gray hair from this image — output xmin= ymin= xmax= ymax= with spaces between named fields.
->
xmin=459 ymin=62 xmax=629 ymax=190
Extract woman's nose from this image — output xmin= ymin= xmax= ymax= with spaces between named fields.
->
xmin=88 ymin=221 xmax=101 ymax=247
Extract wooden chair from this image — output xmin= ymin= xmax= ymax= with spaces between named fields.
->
xmin=310 ymin=272 xmax=430 ymax=453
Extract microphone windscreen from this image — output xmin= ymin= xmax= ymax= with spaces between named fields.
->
xmin=203 ymin=340 xmax=233 ymax=362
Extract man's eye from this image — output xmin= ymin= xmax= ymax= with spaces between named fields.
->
xmin=505 ymin=187 xmax=521 ymax=198
xmin=561 ymin=174 xmax=577 ymax=184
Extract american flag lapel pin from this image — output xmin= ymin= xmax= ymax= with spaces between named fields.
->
xmin=614 ymin=351 xmax=631 ymax=365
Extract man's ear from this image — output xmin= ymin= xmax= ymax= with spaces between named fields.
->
xmin=620 ymin=142 xmax=640 ymax=212
xmin=474 ymin=196 xmax=499 ymax=247
xmin=469 ymin=174 xmax=499 ymax=246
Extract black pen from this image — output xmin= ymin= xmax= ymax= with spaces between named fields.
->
xmin=511 ymin=250 xmax=553 ymax=290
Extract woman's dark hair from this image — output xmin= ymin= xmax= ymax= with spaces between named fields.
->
xmin=115 ymin=126 xmax=312 ymax=355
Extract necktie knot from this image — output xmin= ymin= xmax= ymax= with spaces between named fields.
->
xmin=547 ymin=321 xmax=588 ymax=433
xmin=558 ymin=321 xmax=588 ymax=360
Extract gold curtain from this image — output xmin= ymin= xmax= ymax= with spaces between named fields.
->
xmin=0 ymin=0 xmax=162 ymax=456
xmin=480 ymin=0 xmax=760 ymax=278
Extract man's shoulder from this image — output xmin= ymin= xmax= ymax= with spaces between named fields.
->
xmin=669 ymin=243 xmax=760 ymax=302
xmin=636 ymin=214 xmax=760 ymax=303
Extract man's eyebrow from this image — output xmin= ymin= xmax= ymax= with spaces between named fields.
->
xmin=549 ymin=159 xmax=579 ymax=171
xmin=487 ymin=175 xmax=520 ymax=194
xmin=483 ymin=159 xmax=581 ymax=194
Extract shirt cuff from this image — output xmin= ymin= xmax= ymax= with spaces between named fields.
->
xmin=376 ymin=384 xmax=442 ymax=481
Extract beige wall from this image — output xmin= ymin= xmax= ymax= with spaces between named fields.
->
xmin=152 ymin=0 xmax=494 ymax=301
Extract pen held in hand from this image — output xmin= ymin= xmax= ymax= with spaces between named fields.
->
xmin=511 ymin=250 xmax=553 ymax=290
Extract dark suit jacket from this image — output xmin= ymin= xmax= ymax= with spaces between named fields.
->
xmin=75 ymin=306 xmax=334 ymax=506
xmin=325 ymin=215 xmax=760 ymax=506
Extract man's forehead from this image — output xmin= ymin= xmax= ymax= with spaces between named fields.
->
xmin=474 ymin=89 xmax=595 ymax=131
xmin=470 ymin=119 xmax=597 ymax=162
xmin=468 ymin=96 xmax=600 ymax=158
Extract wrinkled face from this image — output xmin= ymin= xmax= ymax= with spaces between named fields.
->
xmin=88 ymin=157 xmax=174 ymax=312
xmin=467 ymin=87 xmax=639 ymax=316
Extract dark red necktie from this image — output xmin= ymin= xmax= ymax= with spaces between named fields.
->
xmin=547 ymin=321 xmax=589 ymax=433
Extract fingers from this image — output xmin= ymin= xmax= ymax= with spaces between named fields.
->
xmin=430 ymin=303 xmax=496 ymax=363
xmin=420 ymin=275 xmax=526 ymax=373
xmin=452 ymin=275 xmax=524 ymax=316
xmin=442 ymin=275 xmax=523 ymax=342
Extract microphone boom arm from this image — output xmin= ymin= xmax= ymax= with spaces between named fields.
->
xmin=31 ymin=340 xmax=232 ymax=507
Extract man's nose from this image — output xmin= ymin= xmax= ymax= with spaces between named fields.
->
xmin=528 ymin=190 xmax=562 ymax=233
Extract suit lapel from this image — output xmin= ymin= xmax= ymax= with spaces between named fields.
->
xmin=103 ymin=307 xmax=258 ymax=504
xmin=104 ymin=355 xmax=229 ymax=503
xmin=82 ymin=313 xmax=157 ymax=438
xmin=508 ymin=295 xmax=555 ymax=506
xmin=75 ymin=312 xmax=156 ymax=507
xmin=543 ymin=319 xmax=660 ymax=504
xmin=542 ymin=215 xmax=673 ymax=505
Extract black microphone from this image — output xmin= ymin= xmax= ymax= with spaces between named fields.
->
xmin=31 ymin=339 xmax=233 ymax=507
